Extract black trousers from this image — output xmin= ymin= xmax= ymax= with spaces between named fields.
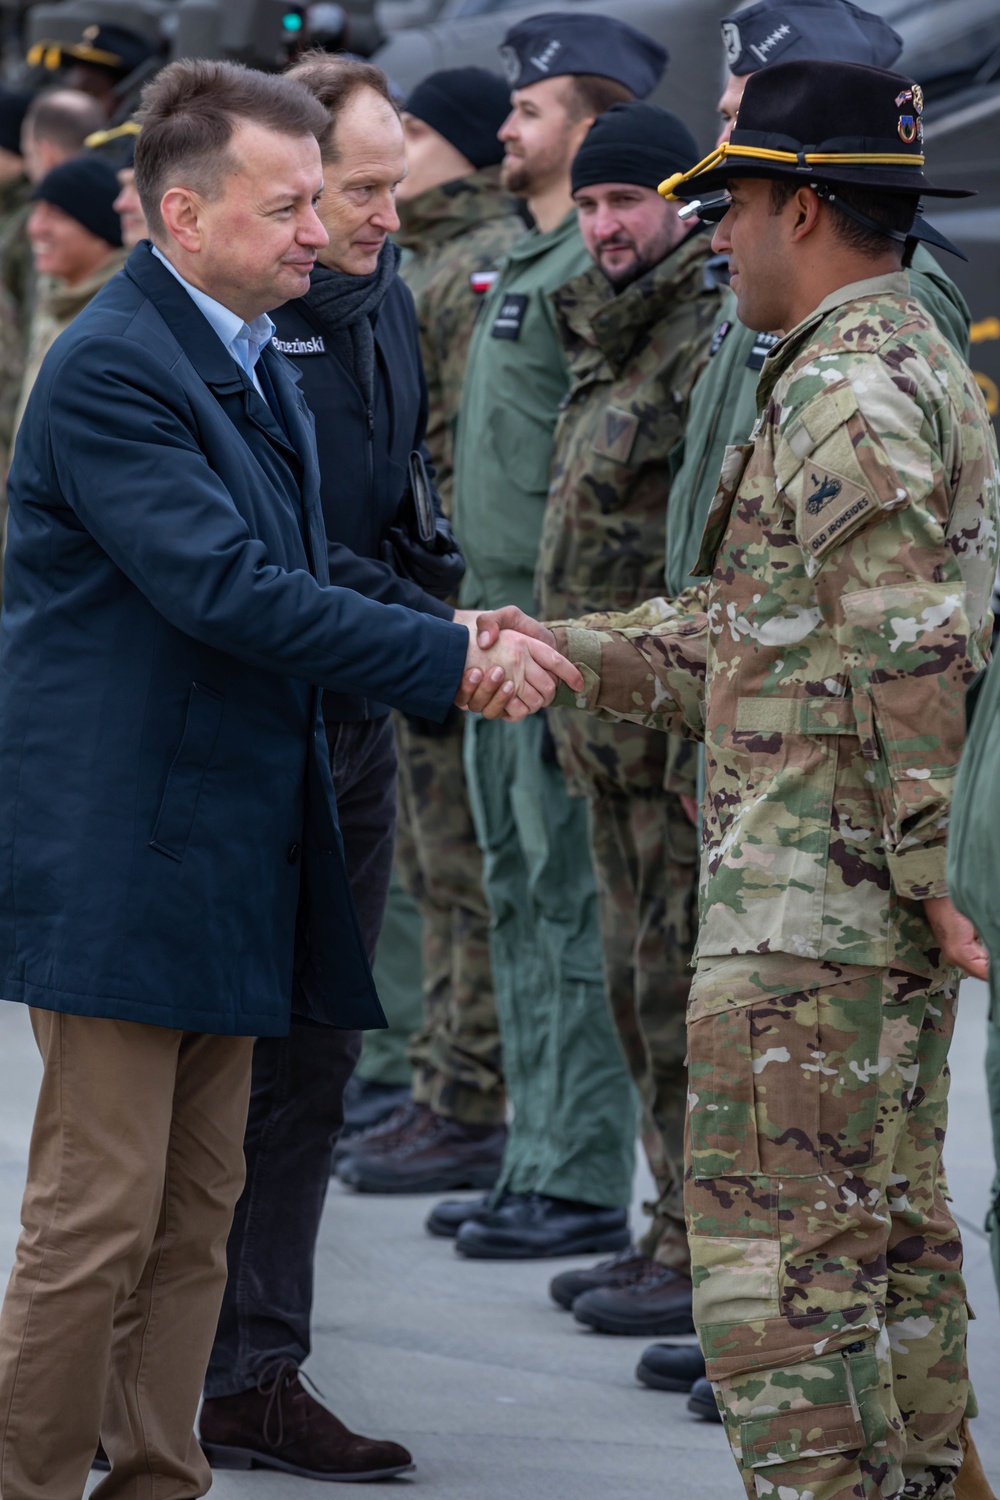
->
xmin=204 ymin=714 xmax=397 ymax=1397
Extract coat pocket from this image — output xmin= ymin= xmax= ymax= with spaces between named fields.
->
xmin=149 ymin=682 xmax=224 ymax=862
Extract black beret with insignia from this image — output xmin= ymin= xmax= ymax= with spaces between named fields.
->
xmin=719 ymin=0 xmax=902 ymax=77
xmin=499 ymin=12 xmax=666 ymax=99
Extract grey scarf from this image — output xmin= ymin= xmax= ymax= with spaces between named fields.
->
xmin=301 ymin=240 xmax=400 ymax=412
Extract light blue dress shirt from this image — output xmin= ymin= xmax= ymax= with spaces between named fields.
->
xmin=151 ymin=246 xmax=275 ymax=399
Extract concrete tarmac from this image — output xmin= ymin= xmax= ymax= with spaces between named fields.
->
xmin=0 ymin=984 xmax=995 ymax=1498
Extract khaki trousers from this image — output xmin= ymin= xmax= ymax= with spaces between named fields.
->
xmin=0 ymin=1009 xmax=253 ymax=1499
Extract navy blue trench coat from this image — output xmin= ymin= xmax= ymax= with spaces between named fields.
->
xmin=0 ymin=244 xmax=468 ymax=1037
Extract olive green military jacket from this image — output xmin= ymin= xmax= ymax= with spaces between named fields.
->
xmin=536 ymin=232 xmax=720 ymax=797
xmin=664 ymin=246 xmax=974 ymax=598
xmin=452 ymin=209 xmax=592 ymax=614
xmin=397 ymin=167 xmax=523 ymax=513
xmin=551 ymin=273 xmax=1000 ymax=978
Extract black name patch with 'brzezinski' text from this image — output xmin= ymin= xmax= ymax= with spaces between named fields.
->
xmin=491 ymin=294 xmax=529 ymax=340
xmin=272 ymin=334 xmax=326 ymax=356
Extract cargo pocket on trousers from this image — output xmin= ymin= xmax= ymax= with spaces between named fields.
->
xmin=687 ymin=1003 xmax=760 ymax=1178
xmin=149 ymin=682 xmax=224 ymax=862
xmin=741 ymin=1402 xmax=866 ymax=1469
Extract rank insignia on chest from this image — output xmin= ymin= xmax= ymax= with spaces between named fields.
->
xmin=709 ymin=320 xmax=731 ymax=357
xmin=593 ymin=405 xmax=639 ymax=464
xmin=491 ymin=293 xmax=529 ymax=340
xmin=746 ymin=331 xmax=780 ymax=371
xmin=470 ymin=270 xmax=499 ymax=295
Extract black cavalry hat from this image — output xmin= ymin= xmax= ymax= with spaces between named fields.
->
xmin=27 ymin=23 xmax=157 ymax=80
xmin=660 ymin=60 xmax=974 ymax=202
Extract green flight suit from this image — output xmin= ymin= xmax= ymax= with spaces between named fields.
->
xmin=452 ymin=211 xmax=638 ymax=1208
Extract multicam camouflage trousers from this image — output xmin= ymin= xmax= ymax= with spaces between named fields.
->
xmin=394 ymin=709 xmax=506 ymax=1127
xmin=587 ymin=789 xmax=698 ymax=1272
xmin=686 ymin=956 xmax=968 ymax=1500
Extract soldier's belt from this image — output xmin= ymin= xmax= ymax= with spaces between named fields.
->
xmin=735 ymin=697 xmax=857 ymax=735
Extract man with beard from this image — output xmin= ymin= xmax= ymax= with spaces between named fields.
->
xmin=434 ymin=13 xmax=666 ymax=1261
xmin=535 ymin=102 xmax=719 ymax=1350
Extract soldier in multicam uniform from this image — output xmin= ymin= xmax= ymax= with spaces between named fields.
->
xmin=532 ymin=102 xmax=720 ymax=1336
xmin=469 ymin=57 xmax=999 ymax=1500
xmin=337 ymin=69 xmax=523 ymax=1194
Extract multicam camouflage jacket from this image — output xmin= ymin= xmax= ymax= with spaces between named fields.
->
xmin=551 ymin=272 xmax=1000 ymax=975
xmin=396 ymin=167 xmax=523 ymax=512
xmin=537 ymin=232 xmax=720 ymax=798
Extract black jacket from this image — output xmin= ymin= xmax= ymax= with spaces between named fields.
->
xmin=271 ymin=272 xmax=453 ymax=723
xmin=0 ymin=244 xmax=467 ymax=1035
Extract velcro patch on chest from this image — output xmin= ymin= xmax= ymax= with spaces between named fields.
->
xmin=592 ymin=406 xmax=640 ymax=464
xmin=799 ymin=466 xmax=876 ymax=560
xmin=491 ymin=293 xmax=529 ymax=340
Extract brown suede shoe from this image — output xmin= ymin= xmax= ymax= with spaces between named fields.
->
xmin=199 ymin=1364 xmax=415 ymax=1481
xmin=332 ymin=1099 xmax=433 ymax=1174
xmin=338 ymin=1111 xmax=506 ymax=1194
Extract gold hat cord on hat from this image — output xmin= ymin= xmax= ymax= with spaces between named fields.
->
xmin=659 ymin=141 xmax=925 ymax=200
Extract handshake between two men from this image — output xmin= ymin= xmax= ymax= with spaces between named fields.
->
xmin=451 ymin=607 xmax=572 ymax=720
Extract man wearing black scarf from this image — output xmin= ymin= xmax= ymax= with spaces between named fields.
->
xmin=198 ymin=58 xmax=467 ymax=1480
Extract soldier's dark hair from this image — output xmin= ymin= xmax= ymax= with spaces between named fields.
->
xmin=134 ymin=59 xmax=331 ymax=238
xmin=286 ymin=52 xmax=398 ymax=164
xmin=767 ymin=177 xmax=917 ymax=260
xmin=563 ymin=74 xmax=635 ymax=122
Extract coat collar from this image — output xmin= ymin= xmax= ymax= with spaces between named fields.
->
xmin=124 ymin=242 xmax=327 ymax=575
xmin=124 ymin=242 xmax=262 ymax=396
xmin=552 ymin=230 xmax=712 ymax=376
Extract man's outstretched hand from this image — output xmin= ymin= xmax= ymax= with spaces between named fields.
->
xmin=472 ymin=606 xmax=557 ymax=653
xmin=451 ymin=610 xmax=582 ymax=720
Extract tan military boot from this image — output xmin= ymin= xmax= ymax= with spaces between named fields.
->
xmin=954 ymin=1419 xmax=996 ymax=1500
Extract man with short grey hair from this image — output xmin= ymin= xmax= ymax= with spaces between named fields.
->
xmin=20 ymin=87 xmax=106 ymax=184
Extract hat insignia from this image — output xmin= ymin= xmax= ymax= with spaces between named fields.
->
xmin=528 ymin=39 xmax=562 ymax=75
xmin=898 ymin=114 xmax=917 ymax=144
xmin=83 ymin=24 xmax=99 ymax=41
xmin=499 ymin=44 xmax=519 ymax=84
xmin=721 ymin=22 xmax=741 ymax=67
xmin=895 ymin=86 xmax=924 ymax=117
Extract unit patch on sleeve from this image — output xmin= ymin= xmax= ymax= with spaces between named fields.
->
xmin=490 ymin=293 xmax=529 ymax=340
xmin=799 ymin=466 xmax=876 ymax=561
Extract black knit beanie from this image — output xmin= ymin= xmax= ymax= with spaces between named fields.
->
xmin=0 ymin=88 xmax=32 ymax=158
xmin=404 ymin=67 xmax=512 ymax=171
xmin=571 ymin=102 xmax=699 ymax=195
xmin=32 ymin=155 xmax=123 ymax=247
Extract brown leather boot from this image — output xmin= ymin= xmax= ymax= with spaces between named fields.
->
xmin=955 ymin=1419 xmax=996 ymax=1500
xmin=199 ymin=1363 xmax=414 ymax=1480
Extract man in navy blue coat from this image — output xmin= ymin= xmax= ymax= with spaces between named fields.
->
xmin=0 ymin=59 xmax=578 ymax=1493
